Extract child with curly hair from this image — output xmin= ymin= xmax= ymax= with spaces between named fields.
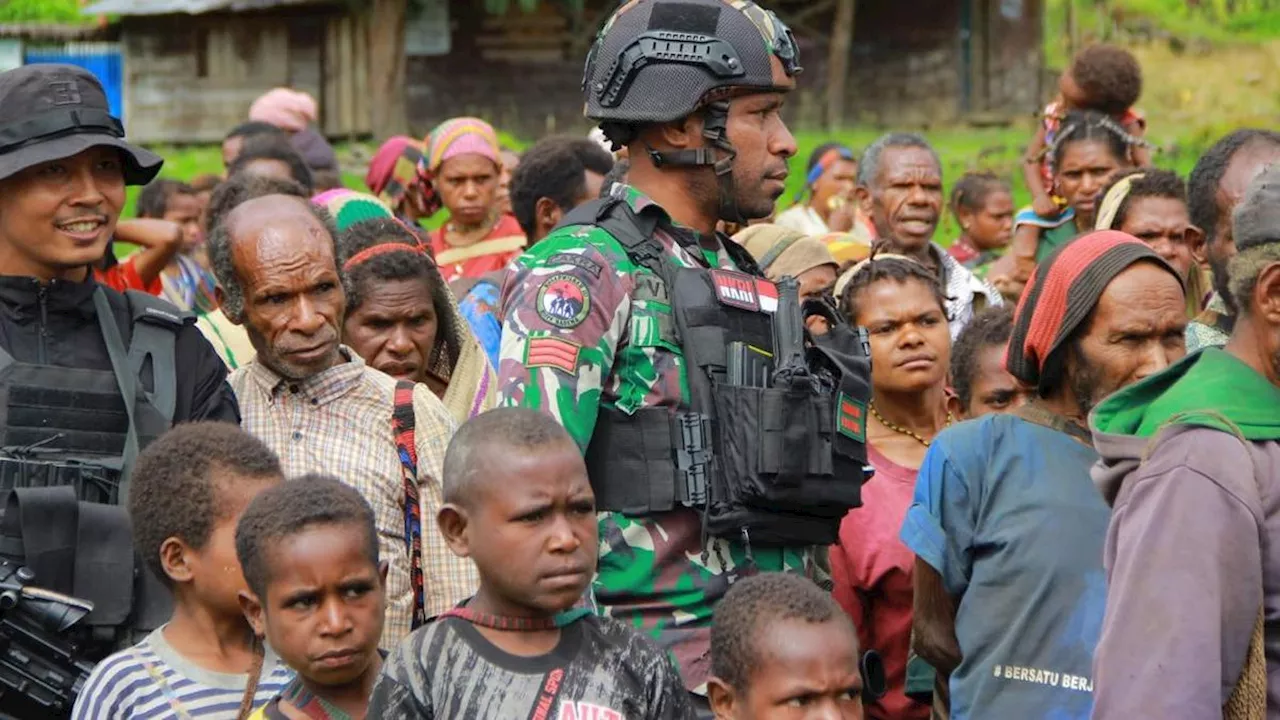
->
xmin=1023 ymin=44 xmax=1151 ymax=219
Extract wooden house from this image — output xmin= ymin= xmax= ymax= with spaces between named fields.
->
xmin=79 ymin=0 xmax=370 ymax=144
xmin=405 ymin=0 xmax=1045 ymax=135
xmin=81 ymin=0 xmax=1045 ymax=144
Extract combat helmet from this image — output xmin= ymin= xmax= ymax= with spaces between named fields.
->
xmin=583 ymin=0 xmax=801 ymax=222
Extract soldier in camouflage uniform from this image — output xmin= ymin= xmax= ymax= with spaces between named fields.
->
xmin=498 ymin=1 xmax=853 ymax=715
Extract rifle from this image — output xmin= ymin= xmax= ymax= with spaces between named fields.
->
xmin=0 ymin=560 xmax=96 ymax=719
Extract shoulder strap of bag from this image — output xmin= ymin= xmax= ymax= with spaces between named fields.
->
xmin=123 ymin=290 xmax=193 ymax=425
xmin=392 ymin=380 xmax=426 ymax=630
xmin=93 ymin=289 xmax=140 ymax=504
xmin=1012 ymin=403 xmax=1093 ymax=447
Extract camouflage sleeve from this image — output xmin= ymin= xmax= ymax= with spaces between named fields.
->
xmin=497 ymin=231 xmax=633 ymax=450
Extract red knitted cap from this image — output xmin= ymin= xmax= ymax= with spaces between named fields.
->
xmin=1005 ymin=230 xmax=1182 ymax=394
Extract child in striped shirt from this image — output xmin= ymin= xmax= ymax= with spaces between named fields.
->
xmin=72 ymin=423 xmax=293 ymax=720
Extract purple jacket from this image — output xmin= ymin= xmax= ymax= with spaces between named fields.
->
xmin=1091 ymin=424 xmax=1280 ymax=719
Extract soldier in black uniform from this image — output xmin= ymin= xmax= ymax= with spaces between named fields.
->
xmin=0 ymin=65 xmax=240 ymax=716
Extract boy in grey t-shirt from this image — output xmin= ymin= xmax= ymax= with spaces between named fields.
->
xmin=368 ymin=409 xmax=692 ymax=719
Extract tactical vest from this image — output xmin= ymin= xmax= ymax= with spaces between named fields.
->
xmin=559 ymin=198 xmax=873 ymax=548
xmin=0 ymin=288 xmax=188 ymax=663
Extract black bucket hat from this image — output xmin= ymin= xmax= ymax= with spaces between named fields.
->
xmin=0 ymin=64 xmax=162 ymax=185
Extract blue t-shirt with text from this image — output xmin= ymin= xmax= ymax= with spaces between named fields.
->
xmin=900 ymin=413 xmax=1109 ymax=720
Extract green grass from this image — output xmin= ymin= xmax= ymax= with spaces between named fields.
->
xmin=0 ymin=0 xmax=86 ymax=24
xmin=1045 ymin=0 xmax=1280 ymax=67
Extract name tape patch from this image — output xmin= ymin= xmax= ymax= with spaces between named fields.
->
xmin=837 ymin=392 xmax=867 ymax=442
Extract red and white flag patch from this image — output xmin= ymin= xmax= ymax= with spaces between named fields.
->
xmin=525 ymin=336 xmax=581 ymax=374
xmin=755 ymin=278 xmax=778 ymax=314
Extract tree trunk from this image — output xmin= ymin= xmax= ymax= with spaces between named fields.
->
xmin=825 ymin=0 xmax=855 ymax=131
xmin=1065 ymin=0 xmax=1077 ymax=59
xmin=368 ymin=0 xmax=410 ymax=139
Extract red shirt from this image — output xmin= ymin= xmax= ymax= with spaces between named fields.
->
xmin=831 ymin=446 xmax=931 ymax=720
xmin=95 ymin=257 xmax=162 ymax=295
xmin=429 ymin=214 xmax=526 ymax=285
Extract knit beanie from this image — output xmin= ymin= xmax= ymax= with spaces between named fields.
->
xmin=312 ymin=189 xmax=395 ymax=232
xmin=1006 ymin=230 xmax=1182 ymax=394
xmin=1233 ymin=165 xmax=1280 ymax=252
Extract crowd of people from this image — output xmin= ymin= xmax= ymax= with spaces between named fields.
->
xmin=0 ymin=0 xmax=1278 ymax=719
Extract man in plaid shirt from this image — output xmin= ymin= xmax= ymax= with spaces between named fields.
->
xmin=205 ymin=175 xmax=477 ymax=647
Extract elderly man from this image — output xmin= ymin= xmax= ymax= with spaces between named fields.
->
xmin=901 ymin=231 xmax=1187 ymax=720
xmin=206 ymin=176 xmax=475 ymax=647
xmin=1185 ymin=128 xmax=1280 ymax=351
xmin=855 ymin=133 xmax=1002 ymax=338
xmin=1091 ymin=167 xmax=1280 ymax=717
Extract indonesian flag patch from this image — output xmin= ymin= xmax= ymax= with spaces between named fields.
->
xmin=837 ymin=392 xmax=867 ymax=442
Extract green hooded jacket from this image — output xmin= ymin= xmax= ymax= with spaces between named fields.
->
xmin=1091 ymin=347 xmax=1280 ymax=443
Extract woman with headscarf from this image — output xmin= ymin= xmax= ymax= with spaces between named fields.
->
xmin=775 ymin=142 xmax=875 ymax=244
xmin=1094 ymin=168 xmax=1209 ymax=318
xmin=317 ymin=190 xmax=497 ymax=423
xmin=249 ymin=87 xmax=342 ymax=191
xmin=829 ymin=253 xmax=954 ymax=720
xmin=421 ymin=117 xmax=526 ymax=285
xmin=366 ymin=136 xmax=433 ymax=226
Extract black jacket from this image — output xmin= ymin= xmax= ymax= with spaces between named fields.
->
xmin=0 ymin=274 xmax=240 ymax=425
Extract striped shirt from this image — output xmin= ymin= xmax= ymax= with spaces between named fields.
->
xmin=71 ymin=627 xmax=292 ymax=720
xmin=231 ymin=348 xmax=478 ymax=646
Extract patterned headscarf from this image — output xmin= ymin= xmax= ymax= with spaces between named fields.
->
xmin=366 ymin=136 xmax=433 ymax=215
xmin=423 ymin=117 xmax=501 ymax=173
xmin=312 ymin=189 xmax=497 ymax=422
xmin=248 ymin=88 xmax=318 ymax=132
xmin=1006 ymin=230 xmax=1181 ymax=394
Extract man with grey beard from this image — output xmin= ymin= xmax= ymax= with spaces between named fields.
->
xmin=1091 ymin=166 xmax=1280 ymax=718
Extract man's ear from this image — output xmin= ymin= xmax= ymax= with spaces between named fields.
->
xmin=1186 ymin=225 xmax=1209 ymax=265
xmin=437 ymin=504 xmax=472 ymax=559
xmin=159 ymin=536 xmax=195 ymax=584
xmin=706 ymin=677 xmax=738 ymax=719
xmin=855 ymin=185 xmax=873 ymax=217
xmin=658 ymin=114 xmax=704 ymax=151
xmin=1254 ymin=260 xmax=1280 ymax=325
xmin=238 ymin=589 xmax=267 ymax=638
xmin=215 ymin=286 xmax=244 ymax=325
xmin=536 ymin=197 xmax=563 ymax=237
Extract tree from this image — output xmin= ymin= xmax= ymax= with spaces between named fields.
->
xmin=368 ymin=0 xmax=411 ymax=139
xmin=825 ymin=0 xmax=855 ymax=131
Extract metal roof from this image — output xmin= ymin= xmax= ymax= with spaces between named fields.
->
xmin=0 ymin=22 xmax=113 ymax=40
xmin=82 ymin=0 xmax=323 ymax=17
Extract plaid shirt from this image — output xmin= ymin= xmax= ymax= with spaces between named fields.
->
xmin=230 ymin=348 xmax=477 ymax=646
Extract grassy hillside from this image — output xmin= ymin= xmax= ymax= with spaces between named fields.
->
xmin=0 ymin=0 xmax=86 ymax=23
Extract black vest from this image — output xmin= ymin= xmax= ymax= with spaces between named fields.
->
xmin=0 ymin=288 xmax=188 ymax=673
xmin=562 ymin=198 xmax=873 ymax=547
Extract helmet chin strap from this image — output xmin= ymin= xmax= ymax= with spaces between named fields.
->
xmin=644 ymin=101 xmax=746 ymax=226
